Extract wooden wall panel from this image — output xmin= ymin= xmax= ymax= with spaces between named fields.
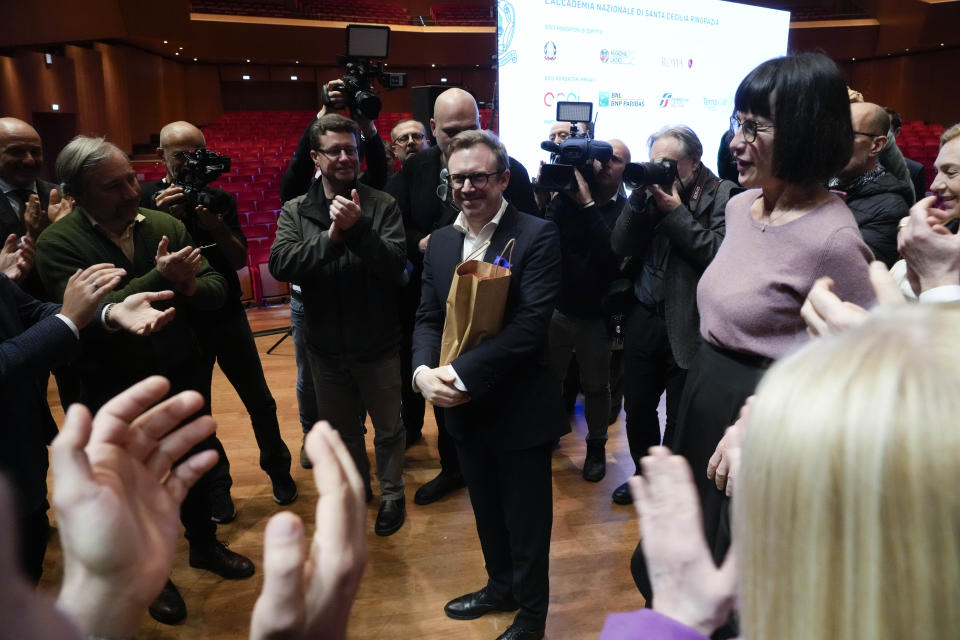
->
xmin=184 ymin=65 xmax=224 ymax=127
xmin=0 ymin=56 xmax=32 ymax=120
xmin=95 ymin=43 xmax=133 ymax=153
xmin=65 ymin=46 xmax=109 ymax=138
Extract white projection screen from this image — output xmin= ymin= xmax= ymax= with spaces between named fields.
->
xmin=496 ymin=0 xmax=790 ymax=175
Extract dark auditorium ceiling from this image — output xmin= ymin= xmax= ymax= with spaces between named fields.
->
xmin=2 ymin=0 xmax=960 ymax=68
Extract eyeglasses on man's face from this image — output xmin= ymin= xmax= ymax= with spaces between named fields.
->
xmin=317 ymin=146 xmax=359 ymax=159
xmin=448 ymin=171 xmax=503 ymax=189
xmin=730 ymin=116 xmax=775 ymax=144
xmin=394 ymin=132 xmax=425 ymax=145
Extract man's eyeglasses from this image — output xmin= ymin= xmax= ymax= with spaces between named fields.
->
xmin=448 ymin=171 xmax=503 ymax=189
xmin=853 ymin=131 xmax=883 ymax=139
xmin=393 ymin=132 xmax=425 ymax=144
xmin=730 ymin=116 xmax=775 ymax=144
xmin=317 ymin=146 xmax=359 ymax=159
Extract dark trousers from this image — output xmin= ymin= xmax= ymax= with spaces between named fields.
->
xmin=18 ymin=506 xmax=49 ymax=584
xmin=622 ymin=304 xmax=687 ymax=470
xmin=196 ymin=308 xmax=291 ymax=478
xmin=455 ymin=436 xmax=553 ymax=630
xmin=290 ymin=294 xmax=318 ymax=434
xmin=631 ymin=341 xmax=766 ymax=639
xmin=84 ymin=362 xmax=223 ymax=546
xmin=399 ymin=283 xmax=460 ymax=476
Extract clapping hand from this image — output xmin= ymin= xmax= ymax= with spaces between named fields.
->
xmin=250 ymin=421 xmax=367 ymax=640
xmin=630 ymin=447 xmax=737 ymax=636
xmin=111 ymin=290 xmax=178 ymax=335
xmin=0 ymin=233 xmax=34 ymax=281
xmin=155 ymin=235 xmax=201 ymax=296
xmin=53 ymin=376 xmax=218 ymax=638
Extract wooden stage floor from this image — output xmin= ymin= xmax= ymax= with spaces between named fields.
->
xmin=40 ymin=304 xmax=646 ymax=639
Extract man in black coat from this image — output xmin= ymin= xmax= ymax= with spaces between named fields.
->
xmin=832 ymin=103 xmax=911 ymax=267
xmin=387 ymin=88 xmax=538 ymax=506
xmin=142 ymin=121 xmax=297 ymax=518
xmin=412 ymin=130 xmax=564 ymax=640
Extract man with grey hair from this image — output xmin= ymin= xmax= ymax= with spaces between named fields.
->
xmin=412 ymin=129 xmax=563 ymax=640
xmin=390 ymin=117 xmax=429 ymax=163
xmin=270 ymin=113 xmax=408 ymax=536
xmin=609 ymin=125 xmax=740 ymax=506
xmin=35 ymin=135 xmax=256 ymax=625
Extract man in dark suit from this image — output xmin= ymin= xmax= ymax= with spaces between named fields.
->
xmin=0 ymin=117 xmax=72 ymax=292
xmin=412 ymin=130 xmax=564 ymax=640
xmin=387 ymin=88 xmax=538 ymax=505
xmin=610 ymin=125 xmax=738 ymax=506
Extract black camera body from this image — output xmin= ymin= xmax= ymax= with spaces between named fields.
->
xmin=539 ymin=101 xmax=610 ymax=192
xmin=323 ymin=57 xmax=407 ymax=121
xmin=623 ymin=158 xmax=678 ymax=190
xmin=170 ymin=148 xmax=232 ymax=213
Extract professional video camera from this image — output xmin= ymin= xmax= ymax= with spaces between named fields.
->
xmin=539 ymin=101 xmax=611 ymax=192
xmin=622 ymin=158 xmax=678 ymax=191
xmin=323 ymin=25 xmax=408 ymax=121
xmin=169 ymin=148 xmax=232 ymax=212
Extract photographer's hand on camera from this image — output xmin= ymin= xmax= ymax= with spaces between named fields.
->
xmin=155 ymin=235 xmax=201 ymax=296
xmin=570 ymin=167 xmax=595 ymax=208
xmin=153 ymin=184 xmax=187 ymax=217
xmin=649 ymin=180 xmax=683 ymax=216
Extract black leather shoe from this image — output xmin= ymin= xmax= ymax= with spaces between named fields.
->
xmin=496 ymin=623 xmax=545 ymax=640
xmin=189 ymin=540 xmax=255 ymax=579
xmin=612 ymin=480 xmax=633 ymax=505
xmin=210 ymin=493 xmax=236 ymax=524
xmin=582 ymin=443 xmax=606 ymax=482
xmin=444 ymin=587 xmax=519 ymax=620
xmin=299 ymin=437 xmax=312 ymax=469
xmin=270 ymin=472 xmax=298 ymax=505
xmin=414 ymin=472 xmax=466 ymax=505
xmin=374 ymin=496 xmax=405 ymax=536
xmin=148 ymin=579 xmax=186 ymax=625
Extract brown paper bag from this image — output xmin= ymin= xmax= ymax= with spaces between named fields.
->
xmin=439 ymin=239 xmax=516 ymax=366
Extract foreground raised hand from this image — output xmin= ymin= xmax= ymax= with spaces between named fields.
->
xmin=250 ymin=421 xmax=367 ymax=640
xmin=52 ymin=376 xmax=218 ymax=638
xmin=631 ymin=447 xmax=736 ymax=636
xmin=801 ymin=260 xmax=904 ymax=337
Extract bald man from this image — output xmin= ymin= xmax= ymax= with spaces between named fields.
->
xmin=830 ymin=103 xmax=912 ymax=267
xmin=385 ymin=88 xmax=538 ymax=506
xmin=142 ymin=121 xmax=297 ymax=523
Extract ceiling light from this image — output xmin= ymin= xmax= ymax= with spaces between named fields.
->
xmin=246 ymin=59 xmax=251 ymax=63
xmin=431 ymin=64 xmax=436 ymax=68
xmin=242 ymin=74 xmax=251 ymax=80
xmin=441 ymin=77 xmax=447 ymax=82
xmin=179 ymin=46 xmax=184 ymax=50
xmin=175 ymin=52 xmax=180 ymax=56
xmin=163 ymin=40 xmax=168 ymax=44
xmin=51 ymin=104 xmax=59 ymax=111
xmin=290 ymin=75 xmax=298 ymax=80
xmin=295 ymin=60 xmax=300 ymax=64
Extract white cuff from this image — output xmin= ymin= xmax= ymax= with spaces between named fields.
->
xmin=449 ymin=365 xmax=467 ymax=392
xmin=412 ymin=365 xmax=430 ymax=393
xmin=55 ymin=314 xmax=80 ymax=339
xmin=919 ymin=284 xmax=960 ymax=303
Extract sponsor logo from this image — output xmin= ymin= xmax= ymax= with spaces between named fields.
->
xmin=544 ymin=91 xmax=580 ymax=107
xmin=599 ymin=91 xmax=645 ymax=108
xmin=702 ymin=96 xmax=732 ymax=111
xmin=599 ymin=48 xmax=635 ymax=65
xmin=659 ymin=92 xmax=690 ymax=108
xmin=544 ymin=41 xmax=557 ymax=61
xmin=661 ymin=56 xmax=694 ymax=69
xmin=497 ymin=1 xmax=518 ymax=66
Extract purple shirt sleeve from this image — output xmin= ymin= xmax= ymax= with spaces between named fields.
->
xmin=598 ymin=609 xmax=714 ymax=640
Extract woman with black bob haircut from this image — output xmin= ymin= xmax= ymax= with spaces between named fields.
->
xmin=629 ymin=52 xmax=877 ymax=637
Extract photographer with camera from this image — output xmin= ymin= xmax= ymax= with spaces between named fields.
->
xmin=280 ymin=79 xmax=388 ymax=203
xmin=142 ymin=121 xmax=297 ymax=529
xmin=545 ymin=138 xmax=630 ymax=482
xmin=609 ymin=125 xmax=740 ymax=506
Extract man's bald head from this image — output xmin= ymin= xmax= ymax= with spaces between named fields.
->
xmin=157 ymin=121 xmax=207 ymax=181
xmin=851 ymin=102 xmax=890 ymax=139
xmin=431 ymin=88 xmax=480 ymax=155
xmin=838 ymin=102 xmax=890 ymax=182
xmin=0 ymin=117 xmax=44 ymax=188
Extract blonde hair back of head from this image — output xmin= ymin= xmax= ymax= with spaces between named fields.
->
xmin=736 ymin=304 xmax=960 ymax=640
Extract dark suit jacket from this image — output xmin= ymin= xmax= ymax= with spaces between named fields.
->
xmin=411 ymin=204 xmax=567 ymax=450
xmin=904 ymin=156 xmax=927 ymax=201
xmin=0 ymin=274 xmax=79 ymax=515
xmin=611 ymin=167 xmax=739 ymax=369
xmin=385 ymin=146 xmax=539 ymax=269
xmin=0 ymin=179 xmax=55 ymax=240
